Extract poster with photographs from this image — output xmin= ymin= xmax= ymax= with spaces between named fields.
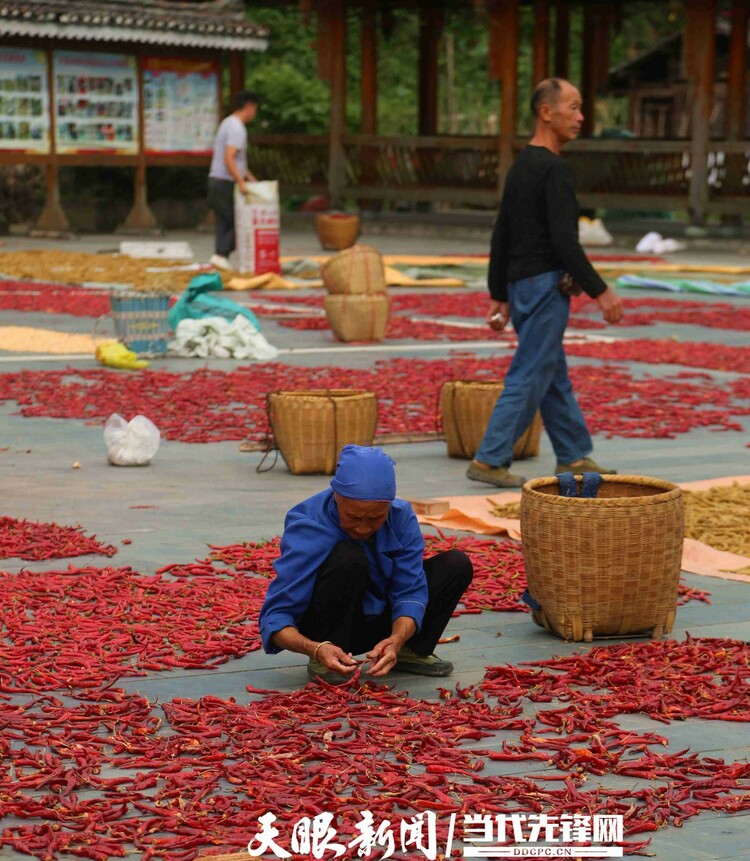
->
xmin=143 ymin=57 xmax=218 ymax=155
xmin=0 ymin=48 xmax=50 ymax=153
xmin=53 ymin=51 xmax=138 ymax=154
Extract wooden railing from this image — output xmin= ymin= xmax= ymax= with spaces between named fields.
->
xmin=248 ymin=133 xmax=749 ymax=214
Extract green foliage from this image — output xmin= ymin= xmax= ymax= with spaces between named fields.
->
xmin=246 ymin=62 xmax=329 ymax=133
xmin=243 ymin=3 xmax=682 ymax=138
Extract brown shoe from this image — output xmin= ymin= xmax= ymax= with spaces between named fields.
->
xmin=466 ymin=460 xmax=526 ymax=488
xmin=555 ymin=457 xmax=617 ymax=475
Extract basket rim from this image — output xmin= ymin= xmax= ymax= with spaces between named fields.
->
xmin=441 ymin=378 xmax=503 ymax=388
xmin=320 ymin=244 xmax=381 ymax=269
xmin=269 ymin=388 xmax=375 ymax=399
xmin=522 ymin=474 xmax=682 ymax=505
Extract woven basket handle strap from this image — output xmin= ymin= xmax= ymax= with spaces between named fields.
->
xmin=557 ymin=472 xmax=602 ymax=498
xmin=256 ymin=393 xmax=279 ymax=474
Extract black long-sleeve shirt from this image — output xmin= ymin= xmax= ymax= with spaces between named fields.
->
xmin=488 ymin=145 xmax=608 ymax=302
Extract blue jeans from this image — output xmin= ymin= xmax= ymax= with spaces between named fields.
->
xmin=475 ymin=270 xmax=593 ymax=467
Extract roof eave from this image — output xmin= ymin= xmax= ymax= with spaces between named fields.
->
xmin=0 ymin=19 xmax=268 ymax=51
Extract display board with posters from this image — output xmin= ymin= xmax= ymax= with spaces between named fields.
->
xmin=0 ymin=47 xmax=50 ymax=153
xmin=143 ymin=57 xmax=219 ymax=155
xmin=52 ymin=50 xmax=138 ymax=154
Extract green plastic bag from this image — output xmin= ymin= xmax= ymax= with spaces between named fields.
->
xmin=169 ymin=274 xmax=262 ymax=331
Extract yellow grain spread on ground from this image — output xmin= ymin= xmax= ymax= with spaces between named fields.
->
xmin=0 ymin=326 xmax=105 ymax=354
xmin=0 ymin=250 xmax=209 ymax=291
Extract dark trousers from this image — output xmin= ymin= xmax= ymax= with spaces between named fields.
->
xmin=207 ymin=177 xmax=235 ymax=257
xmin=298 ymin=542 xmax=473 ymax=656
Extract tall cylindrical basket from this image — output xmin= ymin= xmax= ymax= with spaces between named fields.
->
xmin=521 ymin=475 xmax=685 ymax=642
xmin=268 ymin=389 xmax=378 ymax=475
xmin=440 ymin=380 xmax=541 ymax=460
xmin=316 ymin=213 xmax=361 ymax=251
xmin=320 ymin=245 xmax=387 ymax=295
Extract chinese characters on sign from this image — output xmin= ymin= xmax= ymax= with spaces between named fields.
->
xmin=247 ymin=811 xmax=625 ymax=859
xmin=143 ymin=57 xmax=218 ymax=155
xmin=52 ymin=50 xmax=138 ymax=154
xmin=0 ymin=48 xmax=50 ymax=153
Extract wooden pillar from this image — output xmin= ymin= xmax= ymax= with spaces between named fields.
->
xmin=324 ymin=0 xmax=347 ymax=208
xmin=496 ymin=0 xmax=520 ymax=194
xmin=532 ymin=0 xmax=550 ymax=86
xmin=725 ymin=0 xmax=749 ymax=140
xmin=121 ymin=55 xmax=159 ymax=232
xmin=581 ymin=5 xmax=610 ymax=137
xmin=33 ymin=48 xmax=70 ymax=234
xmin=361 ymin=0 xmax=378 ymax=134
xmin=686 ymin=0 xmax=716 ymax=225
xmin=418 ymin=0 xmax=443 ymax=135
xmin=229 ymin=51 xmax=245 ymax=111
xmin=553 ymin=0 xmax=569 ymax=80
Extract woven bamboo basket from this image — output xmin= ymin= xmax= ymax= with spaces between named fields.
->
xmin=521 ymin=475 xmax=685 ymax=642
xmin=324 ymin=293 xmax=390 ymax=342
xmin=320 ymin=245 xmax=387 ymax=295
xmin=268 ymin=389 xmax=378 ymax=475
xmin=440 ymin=380 xmax=541 ymax=461
xmin=316 ymin=213 xmax=361 ymax=250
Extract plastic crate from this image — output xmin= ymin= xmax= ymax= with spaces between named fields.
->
xmin=109 ymin=292 xmax=171 ymax=356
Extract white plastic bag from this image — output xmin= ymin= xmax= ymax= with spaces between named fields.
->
xmin=235 ymin=180 xmax=281 ymax=275
xmin=104 ymin=413 xmax=161 ymax=467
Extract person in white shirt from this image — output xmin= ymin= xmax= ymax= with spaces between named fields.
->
xmin=207 ymin=91 xmax=259 ymax=271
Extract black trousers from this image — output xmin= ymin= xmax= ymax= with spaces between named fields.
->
xmin=207 ymin=177 xmax=235 ymax=257
xmin=297 ymin=542 xmax=473 ymax=656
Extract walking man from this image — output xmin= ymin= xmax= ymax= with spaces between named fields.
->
xmin=259 ymin=445 xmax=473 ymax=685
xmin=467 ymin=77 xmax=624 ymax=489
xmin=207 ymin=91 xmax=259 ymax=271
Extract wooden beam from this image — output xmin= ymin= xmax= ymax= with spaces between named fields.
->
xmin=532 ymin=0 xmax=550 ymax=86
xmin=497 ymin=0 xmax=520 ymax=194
xmin=725 ymin=0 xmax=749 ymax=140
xmin=553 ymin=0 xmax=569 ymax=80
xmin=488 ymin=2 xmax=502 ymax=81
xmin=317 ymin=1 xmax=332 ymax=82
xmin=120 ymin=54 xmax=160 ymax=233
xmin=229 ymin=51 xmax=245 ymax=110
xmin=686 ymin=0 xmax=716 ymax=225
xmin=580 ymin=4 xmax=612 ymax=136
xmin=326 ymin=0 xmax=347 ymax=208
xmin=418 ymin=1 xmax=444 ymax=135
xmin=32 ymin=48 xmax=70 ymax=234
xmin=360 ymin=0 xmax=378 ymax=134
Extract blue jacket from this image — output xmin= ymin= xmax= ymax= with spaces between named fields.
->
xmin=259 ymin=489 xmax=428 ymax=654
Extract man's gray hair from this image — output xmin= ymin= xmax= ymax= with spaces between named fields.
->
xmin=530 ymin=78 xmax=565 ymax=117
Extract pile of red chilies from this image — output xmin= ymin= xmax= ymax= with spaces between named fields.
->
xmin=204 ymin=534 xmax=710 ymax=614
xmin=0 ymin=516 xmax=116 ymax=561
xmin=0 ymin=636 xmax=746 ymax=860
xmin=3 ymin=277 xmax=749 ymax=335
xmin=262 ymin=291 xmax=750 ymax=333
xmin=0 ymin=355 xmax=747 ymax=444
xmin=0 ymin=534 xmax=709 ymax=695
xmin=0 ymin=279 xmax=110 ymax=318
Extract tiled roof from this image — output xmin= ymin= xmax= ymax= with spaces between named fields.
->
xmin=0 ymin=0 xmax=269 ymax=51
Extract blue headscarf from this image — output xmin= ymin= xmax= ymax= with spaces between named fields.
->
xmin=330 ymin=445 xmax=396 ymax=501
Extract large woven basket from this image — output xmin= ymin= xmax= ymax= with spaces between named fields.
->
xmin=440 ymin=380 xmax=541 ymax=461
xmin=268 ymin=389 xmax=378 ymax=475
xmin=320 ymin=245 xmax=387 ymax=295
xmin=316 ymin=213 xmax=361 ymax=250
xmin=521 ymin=475 xmax=685 ymax=642
xmin=324 ymin=293 xmax=390 ymax=342
xmin=108 ymin=291 xmax=171 ymax=356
